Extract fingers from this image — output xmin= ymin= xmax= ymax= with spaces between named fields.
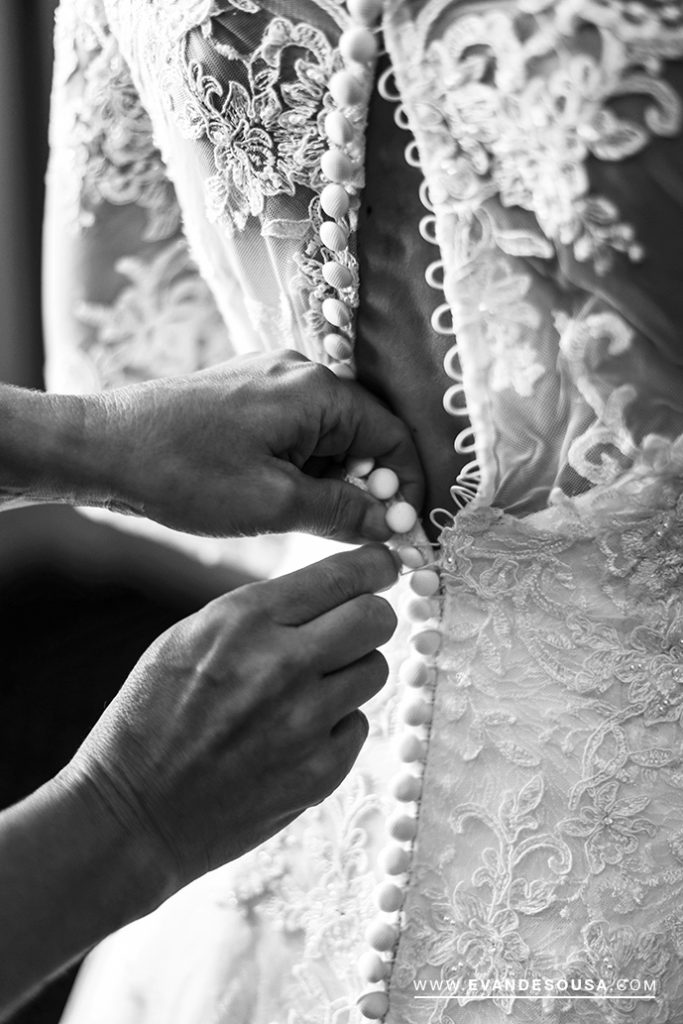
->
xmin=259 ymin=544 xmax=400 ymax=626
xmin=288 ymin=474 xmax=392 ymax=544
xmin=319 ymin=651 xmax=390 ymax=726
xmin=302 ymin=594 xmax=397 ymax=673
xmin=324 ymin=710 xmax=370 ymax=787
xmin=320 ymin=377 xmax=426 ymax=516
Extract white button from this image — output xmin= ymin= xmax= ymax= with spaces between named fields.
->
xmin=398 ymin=659 xmax=427 ymax=688
xmin=397 ymin=545 xmax=426 ymax=569
xmin=375 ymin=881 xmax=404 ymax=913
xmin=365 ymin=919 xmax=398 ymax=951
xmin=323 ymin=260 xmax=354 ymax=289
xmin=402 ymin=697 xmax=433 ymax=727
xmin=405 ymin=597 xmax=436 ymax=623
xmin=320 ymin=221 xmax=349 ymax=251
xmin=357 ymin=950 xmax=387 ymax=983
xmin=388 ymin=813 xmax=418 ymax=842
xmin=320 ymin=183 xmax=350 ymax=219
xmin=324 ymin=109 xmax=354 ymax=146
xmin=378 ymin=844 xmax=411 ymax=875
xmin=321 ymin=149 xmax=354 ymax=183
xmin=411 ymin=629 xmax=441 ymax=657
xmin=346 ymin=456 xmax=375 ymax=478
xmin=322 ymin=297 xmax=352 ymax=328
xmin=330 ymin=362 xmax=356 ymax=380
xmin=329 ymin=69 xmax=365 ymax=107
xmin=348 ymin=0 xmax=383 ymax=23
xmin=367 ymin=467 xmax=400 ymax=500
xmin=398 ymin=734 xmax=426 ymax=762
xmin=357 ymin=991 xmax=389 ymax=1020
xmin=340 ymin=25 xmax=378 ymax=64
xmin=410 ymin=569 xmax=440 ymax=597
xmin=323 ymin=333 xmax=353 ymax=362
xmin=392 ymin=773 xmax=421 ymax=801
xmin=385 ymin=501 xmax=417 ymax=534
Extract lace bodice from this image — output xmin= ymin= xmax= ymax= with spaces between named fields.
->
xmin=45 ymin=1 xmax=683 ymax=1022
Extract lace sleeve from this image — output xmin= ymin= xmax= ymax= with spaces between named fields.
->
xmin=43 ymin=0 xmax=234 ymax=394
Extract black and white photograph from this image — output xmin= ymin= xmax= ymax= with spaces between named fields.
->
xmin=2 ymin=1 xmax=683 ymax=1022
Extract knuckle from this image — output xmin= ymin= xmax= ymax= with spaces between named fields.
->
xmin=225 ymin=582 xmax=266 ymax=625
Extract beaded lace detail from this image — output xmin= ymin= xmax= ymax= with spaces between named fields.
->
xmin=388 ymin=441 xmax=683 ymax=1023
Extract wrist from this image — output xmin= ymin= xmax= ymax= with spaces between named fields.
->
xmin=49 ymin=765 xmax=177 ymax=924
xmin=0 ymin=770 xmax=174 ymax=1017
xmin=0 ymin=386 xmax=116 ymax=510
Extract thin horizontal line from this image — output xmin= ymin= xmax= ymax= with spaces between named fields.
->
xmin=412 ymin=995 xmax=657 ymax=1001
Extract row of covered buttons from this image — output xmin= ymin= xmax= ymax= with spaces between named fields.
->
xmin=319 ymin=0 xmax=383 ymax=379
xmin=346 ymin=455 xmax=441 ymax=1020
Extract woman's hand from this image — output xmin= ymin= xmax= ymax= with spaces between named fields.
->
xmin=0 ymin=545 xmax=399 ymax=1019
xmin=93 ymin=351 xmax=424 ymax=542
xmin=64 ymin=543 xmax=399 ymax=892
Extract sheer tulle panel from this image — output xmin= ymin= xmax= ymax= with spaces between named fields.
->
xmin=383 ymin=0 xmax=683 ymax=516
xmin=44 ymin=0 xmax=234 ymax=392
xmin=106 ymin=1 xmax=371 ymax=363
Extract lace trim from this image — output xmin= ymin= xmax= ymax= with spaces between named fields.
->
xmin=377 ymin=64 xmax=481 ymax=518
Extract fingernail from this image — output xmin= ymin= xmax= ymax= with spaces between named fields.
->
xmin=361 ymin=502 xmax=391 ymax=541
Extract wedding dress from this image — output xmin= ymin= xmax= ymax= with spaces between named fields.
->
xmin=43 ymin=0 xmax=683 ymax=1021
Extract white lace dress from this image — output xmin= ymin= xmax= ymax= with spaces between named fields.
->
xmin=44 ymin=1 xmax=683 ymax=1021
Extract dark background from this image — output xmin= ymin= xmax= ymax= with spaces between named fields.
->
xmin=0 ymin=4 xmax=247 ymax=1020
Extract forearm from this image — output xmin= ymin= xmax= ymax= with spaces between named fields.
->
xmin=0 ymin=772 xmax=167 ymax=1021
xmin=0 ymin=385 xmax=115 ymax=512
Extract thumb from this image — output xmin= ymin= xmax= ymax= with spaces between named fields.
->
xmin=293 ymin=475 xmax=392 ymax=544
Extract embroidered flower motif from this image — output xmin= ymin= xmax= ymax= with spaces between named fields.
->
xmin=453 ymin=892 xmax=530 ymax=980
xmin=75 ymin=239 xmax=231 ymax=385
xmin=54 ymin=8 xmax=180 ymax=240
xmin=559 ymin=780 xmax=657 ymax=873
xmin=421 ymin=4 xmax=683 ymax=273
xmin=548 ymin=920 xmax=673 ymax=1022
xmin=181 ymin=16 xmax=343 ymax=233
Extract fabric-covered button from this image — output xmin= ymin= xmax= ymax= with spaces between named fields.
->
xmin=410 ymin=569 xmax=440 ymax=597
xmin=330 ymin=362 xmax=355 ymax=379
xmin=392 ymin=773 xmax=421 ymax=801
xmin=398 ymin=659 xmax=428 ymax=688
xmin=378 ymin=845 xmax=411 ymax=875
xmin=405 ymin=597 xmax=436 ymax=623
xmin=346 ymin=456 xmax=375 ymax=478
xmin=365 ymin=919 xmax=398 ymax=951
xmin=321 ymin=149 xmax=354 ymax=183
xmin=320 ymin=221 xmax=349 ymax=251
xmin=357 ymin=991 xmax=389 ymax=1020
xmin=324 ymin=109 xmax=354 ymax=146
xmin=323 ymin=260 xmax=354 ymax=289
xmin=388 ymin=814 xmax=418 ymax=842
xmin=347 ymin=0 xmax=383 ymax=24
xmin=398 ymin=734 xmax=426 ymax=762
xmin=324 ymin=333 xmax=353 ymax=362
xmin=320 ymin=183 xmax=350 ymax=219
xmin=323 ymin=297 xmax=352 ymax=327
xmin=411 ymin=629 xmax=441 ymax=657
xmin=367 ymin=467 xmax=399 ymax=500
xmin=358 ymin=950 xmax=387 ymax=983
xmin=340 ymin=26 xmax=378 ymax=63
xmin=385 ymin=501 xmax=417 ymax=534
xmin=402 ymin=697 xmax=432 ymax=727
xmin=375 ymin=881 xmax=404 ymax=912
xmin=397 ymin=545 xmax=426 ymax=569
xmin=329 ymin=69 xmax=365 ymax=107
